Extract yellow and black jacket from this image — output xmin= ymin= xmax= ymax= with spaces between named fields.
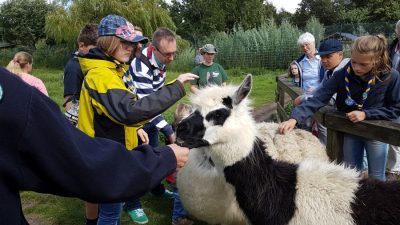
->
xmin=77 ymin=48 xmax=186 ymax=149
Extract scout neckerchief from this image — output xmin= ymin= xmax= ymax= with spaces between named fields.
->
xmin=344 ymin=66 xmax=375 ymax=110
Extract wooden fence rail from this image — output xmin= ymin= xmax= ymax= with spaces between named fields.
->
xmin=275 ymin=74 xmax=400 ymax=162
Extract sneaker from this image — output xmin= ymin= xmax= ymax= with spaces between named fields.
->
xmin=172 ymin=218 xmax=194 ymax=225
xmin=162 ymin=189 xmax=175 ymax=199
xmin=127 ymin=208 xmax=149 ymax=224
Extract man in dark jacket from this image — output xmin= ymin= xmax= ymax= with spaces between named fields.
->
xmin=0 ymin=67 xmax=189 ymax=225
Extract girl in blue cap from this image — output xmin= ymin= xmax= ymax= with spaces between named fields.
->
xmin=279 ymin=34 xmax=400 ymax=181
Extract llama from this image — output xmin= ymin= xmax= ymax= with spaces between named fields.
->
xmin=174 ymin=103 xmax=328 ymax=225
xmin=174 ymin=106 xmax=328 ymax=225
xmin=176 ymin=74 xmax=400 ymax=225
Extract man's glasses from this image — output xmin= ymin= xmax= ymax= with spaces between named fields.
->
xmin=155 ymin=45 xmax=177 ymax=58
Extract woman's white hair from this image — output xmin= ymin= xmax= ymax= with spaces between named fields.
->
xmin=297 ymin=32 xmax=315 ymax=46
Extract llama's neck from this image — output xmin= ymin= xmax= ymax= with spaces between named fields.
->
xmin=223 ymin=139 xmax=298 ymax=224
xmin=206 ymin=112 xmax=258 ymax=167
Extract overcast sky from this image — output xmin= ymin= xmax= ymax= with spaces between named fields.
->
xmin=267 ymin=0 xmax=301 ymax=13
xmin=0 ymin=0 xmax=301 ymax=14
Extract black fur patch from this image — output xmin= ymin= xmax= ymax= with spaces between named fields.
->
xmin=222 ymin=97 xmax=233 ymax=109
xmin=205 ymin=108 xmax=231 ymax=126
xmin=224 ymin=138 xmax=298 ymax=225
xmin=351 ymin=178 xmax=400 ymax=225
xmin=176 ymin=111 xmax=209 ymax=148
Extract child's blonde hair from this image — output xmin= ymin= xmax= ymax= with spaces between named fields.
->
xmin=351 ymin=35 xmax=391 ymax=77
xmin=6 ymin=51 xmax=33 ymax=76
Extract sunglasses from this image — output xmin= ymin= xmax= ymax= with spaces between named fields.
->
xmin=155 ymin=45 xmax=177 ymax=58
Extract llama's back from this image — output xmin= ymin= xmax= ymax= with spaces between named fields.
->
xmin=256 ymin=122 xmax=328 ymax=163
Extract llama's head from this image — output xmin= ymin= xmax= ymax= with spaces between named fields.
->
xmin=176 ymin=74 xmax=258 ymax=166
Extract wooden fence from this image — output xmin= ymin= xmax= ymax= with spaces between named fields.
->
xmin=275 ymin=74 xmax=400 ymax=162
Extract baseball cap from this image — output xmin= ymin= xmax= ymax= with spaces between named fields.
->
xmin=316 ymin=39 xmax=343 ymax=56
xmin=201 ymin=44 xmax=218 ymax=54
xmin=98 ymin=15 xmax=148 ymax=44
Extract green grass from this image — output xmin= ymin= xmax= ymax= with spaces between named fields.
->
xmin=21 ymin=67 xmax=283 ymax=225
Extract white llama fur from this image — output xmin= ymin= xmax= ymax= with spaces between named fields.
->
xmin=290 ymin=160 xmax=359 ymax=225
xmin=176 ymin=83 xmax=328 ymax=224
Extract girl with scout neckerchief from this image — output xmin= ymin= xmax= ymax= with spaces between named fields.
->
xmin=279 ymin=35 xmax=400 ymax=181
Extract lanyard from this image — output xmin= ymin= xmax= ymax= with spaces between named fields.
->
xmin=344 ymin=66 xmax=374 ymax=110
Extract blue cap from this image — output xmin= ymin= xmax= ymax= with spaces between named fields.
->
xmin=316 ymin=39 xmax=343 ymax=56
xmin=98 ymin=15 xmax=148 ymax=44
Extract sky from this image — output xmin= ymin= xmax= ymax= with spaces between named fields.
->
xmin=0 ymin=0 xmax=302 ymax=14
xmin=267 ymin=0 xmax=301 ymax=13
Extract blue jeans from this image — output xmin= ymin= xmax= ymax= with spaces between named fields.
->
xmin=125 ymin=123 xmax=165 ymax=211
xmin=172 ymin=185 xmax=188 ymax=222
xmin=97 ymin=203 xmax=122 ymax=225
xmin=343 ymin=134 xmax=388 ymax=181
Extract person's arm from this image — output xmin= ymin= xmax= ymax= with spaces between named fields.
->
xmin=0 ymin=68 xmax=189 ymax=203
xmin=220 ymin=64 xmax=228 ymax=83
xmin=363 ymin=70 xmax=400 ymax=120
xmin=63 ymin=58 xmax=83 ymax=110
xmin=190 ymin=66 xmax=200 ymax=93
xmin=84 ymin=68 xmax=196 ymax=125
xmin=149 ymin=115 xmax=175 ymax=144
xmin=279 ymin=72 xmax=339 ymax=134
xmin=32 ymin=77 xmax=49 ymax=96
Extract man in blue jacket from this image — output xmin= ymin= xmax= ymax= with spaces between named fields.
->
xmin=0 ymin=67 xmax=189 ymax=225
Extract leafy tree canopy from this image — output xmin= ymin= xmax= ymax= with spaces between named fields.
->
xmin=168 ymin=0 xmax=276 ymax=44
xmin=0 ymin=0 xmax=56 ymax=46
xmin=46 ymin=0 xmax=176 ymax=48
xmin=292 ymin=0 xmax=400 ymax=27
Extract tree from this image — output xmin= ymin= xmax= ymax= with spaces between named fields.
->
xmin=292 ymin=0 xmax=337 ymax=27
xmin=0 ymin=0 xmax=55 ymax=46
xmin=275 ymin=10 xmax=293 ymax=25
xmin=46 ymin=0 xmax=176 ymax=47
xmin=169 ymin=0 xmax=276 ymax=43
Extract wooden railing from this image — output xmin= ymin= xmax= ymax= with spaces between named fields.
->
xmin=276 ymin=74 xmax=400 ymax=162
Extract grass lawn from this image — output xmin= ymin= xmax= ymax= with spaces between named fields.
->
xmin=21 ymin=67 xmax=283 ymax=225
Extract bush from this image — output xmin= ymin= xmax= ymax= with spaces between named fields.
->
xmin=33 ymin=39 xmax=70 ymax=68
xmin=0 ymin=41 xmax=70 ymax=69
xmin=0 ymin=48 xmax=16 ymax=67
xmin=168 ymin=47 xmax=195 ymax=72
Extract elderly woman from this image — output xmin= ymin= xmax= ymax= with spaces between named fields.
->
xmin=190 ymin=44 xmax=228 ymax=93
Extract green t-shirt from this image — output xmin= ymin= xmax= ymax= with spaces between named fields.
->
xmin=190 ymin=63 xmax=228 ymax=88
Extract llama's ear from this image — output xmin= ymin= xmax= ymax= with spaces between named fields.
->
xmin=233 ymin=74 xmax=252 ymax=105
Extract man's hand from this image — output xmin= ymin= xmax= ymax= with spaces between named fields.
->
xmin=346 ymin=110 xmax=366 ymax=123
xmin=278 ymin=118 xmax=297 ymax=134
xmin=168 ymin=143 xmax=189 ymax=170
xmin=137 ymin=128 xmax=149 ymax=144
xmin=176 ymin=73 xmax=198 ymax=84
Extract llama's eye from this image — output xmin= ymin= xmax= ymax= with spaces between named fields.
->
xmin=205 ymin=108 xmax=231 ymax=126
